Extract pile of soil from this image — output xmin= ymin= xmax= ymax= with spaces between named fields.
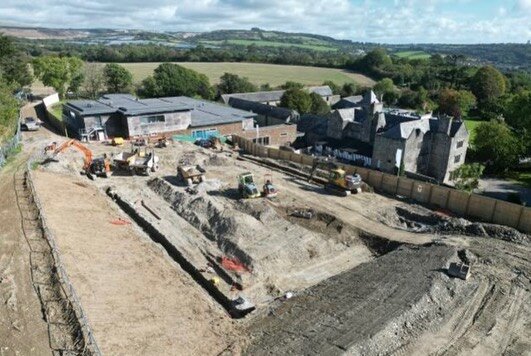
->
xmin=380 ymin=205 xmax=529 ymax=245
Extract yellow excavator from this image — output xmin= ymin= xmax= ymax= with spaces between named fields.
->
xmin=45 ymin=139 xmax=111 ymax=179
xmin=307 ymin=158 xmax=362 ymax=196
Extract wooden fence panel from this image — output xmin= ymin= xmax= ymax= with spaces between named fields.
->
xmin=493 ymin=201 xmax=523 ymax=228
xmin=429 ymin=185 xmax=450 ymax=208
xmin=518 ymin=209 xmax=531 ymax=233
xmin=396 ymin=177 xmax=415 ymax=197
xmin=367 ymin=170 xmax=383 ymax=190
xmin=381 ymin=174 xmax=399 ymax=195
xmin=467 ymin=195 xmax=497 ymax=221
xmin=411 ymin=182 xmax=432 ymax=203
xmin=447 ymin=190 xmax=470 ymax=216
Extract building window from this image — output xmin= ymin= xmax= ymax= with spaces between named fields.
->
xmin=280 ymin=132 xmax=288 ymax=137
xmin=454 ymin=155 xmax=461 ymax=163
xmin=457 ymin=140 xmax=464 ymax=148
xmin=139 ymin=115 xmax=165 ymax=124
xmin=253 ymin=136 xmax=270 ymax=145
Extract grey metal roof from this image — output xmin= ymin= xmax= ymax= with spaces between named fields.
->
xmin=98 ymin=94 xmax=190 ymax=116
xmin=221 ymin=86 xmax=334 ymax=104
xmin=221 ymin=90 xmax=285 ymax=104
xmin=64 ymin=100 xmax=117 ymax=116
xmin=227 ymin=97 xmax=297 ymax=121
xmin=163 ymin=96 xmax=256 ymax=127
xmin=308 ymin=86 xmax=333 ymax=97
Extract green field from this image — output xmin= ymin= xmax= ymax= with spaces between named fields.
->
xmin=112 ymin=62 xmax=375 ymax=87
xmin=464 ymin=118 xmax=483 ymax=142
xmin=394 ymin=51 xmax=431 ymax=60
xmin=200 ymin=39 xmax=337 ymax=52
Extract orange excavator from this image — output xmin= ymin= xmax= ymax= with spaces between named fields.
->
xmin=45 ymin=139 xmax=111 ymax=179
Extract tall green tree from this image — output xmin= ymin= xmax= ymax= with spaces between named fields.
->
xmin=473 ymin=121 xmax=523 ymax=171
xmin=470 ymin=65 xmax=506 ymax=104
xmin=218 ymin=72 xmax=257 ymax=94
xmin=140 ymin=63 xmax=212 ymax=99
xmin=83 ymin=63 xmax=105 ymax=99
xmin=0 ymin=79 xmax=19 ymax=139
xmin=309 ymin=92 xmax=329 ymax=115
xmin=32 ymin=56 xmax=83 ymax=98
xmin=341 ymin=83 xmax=357 ymax=97
xmin=450 ymin=163 xmax=485 ymax=192
xmin=504 ymin=91 xmax=531 ymax=155
xmin=103 ymin=63 xmax=133 ymax=93
xmin=322 ymin=80 xmax=340 ymax=95
xmin=279 ymin=88 xmax=312 ymax=114
xmin=0 ymin=34 xmax=32 ymax=88
xmin=281 ymin=81 xmax=304 ymax=90
xmin=437 ymin=89 xmax=476 ymax=119
xmin=373 ymin=78 xmax=398 ymax=103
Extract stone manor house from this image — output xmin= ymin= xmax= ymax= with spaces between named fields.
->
xmin=312 ymin=91 xmax=469 ymax=183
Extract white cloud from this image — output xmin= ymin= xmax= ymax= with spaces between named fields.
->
xmin=0 ymin=0 xmax=529 ymax=43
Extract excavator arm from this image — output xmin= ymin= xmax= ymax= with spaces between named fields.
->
xmin=307 ymin=158 xmax=339 ymax=183
xmin=52 ymin=139 xmax=94 ymax=170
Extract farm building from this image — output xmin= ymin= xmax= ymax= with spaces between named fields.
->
xmin=63 ymin=94 xmax=297 ymax=145
xmin=221 ymin=85 xmax=340 ymax=106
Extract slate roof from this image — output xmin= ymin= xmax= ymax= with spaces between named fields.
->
xmin=429 ymin=118 xmax=466 ymax=137
xmin=227 ymin=97 xmax=297 ymax=121
xmin=297 ymin=114 xmax=328 ymax=135
xmin=380 ymin=116 xmax=465 ymax=140
xmin=221 ymin=86 xmax=334 ymax=104
xmin=64 ymin=100 xmax=117 ymax=116
xmin=382 ymin=117 xmax=431 ymax=139
xmin=66 ymin=94 xmax=256 ymax=127
xmin=163 ymin=96 xmax=256 ymax=127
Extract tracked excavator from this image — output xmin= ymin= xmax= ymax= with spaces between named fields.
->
xmin=307 ymin=158 xmax=362 ymax=196
xmin=45 ymin=139 xmax=111 ymax=179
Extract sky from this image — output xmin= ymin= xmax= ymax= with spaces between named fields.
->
xmin=0 ymin=0 xmax=530 ymax=44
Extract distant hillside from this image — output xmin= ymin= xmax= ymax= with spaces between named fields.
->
xmin=2 ymin=26 xmax=530 ymax=71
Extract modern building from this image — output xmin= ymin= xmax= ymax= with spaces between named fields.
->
xmin=221 ymin=85 xmax=340 ymax=106
xmin=63 ymin=94 xmax=297 ymax=146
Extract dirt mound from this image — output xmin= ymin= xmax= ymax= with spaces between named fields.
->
xmin=380 ymin=205 xmax=529 ymax=245
xmin=245 ymin=245 xmax=478 ymax=355
xmin=147 ymin=177 xmax=374 ymax=301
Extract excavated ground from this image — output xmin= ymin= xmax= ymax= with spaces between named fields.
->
xmin=30 ymin=137 xmax=531 ymax=355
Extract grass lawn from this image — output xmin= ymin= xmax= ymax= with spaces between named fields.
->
xmin=111 ymin=62 xmax=376 ymax=88
xmin=48 ymin=101 xmax=64 ymax=120
xmin=464 ymin=118 xmax=483 ymax=142
xmin=200 ymin=39 xmax=338 ymax=52
xmin=507 ymin=171 xmax=531 ymax=188
xmin=394 ymin=51 xmax=431 ymax=60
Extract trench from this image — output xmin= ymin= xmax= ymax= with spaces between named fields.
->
xmin=105 ymin=188 xmax=249 ymax=318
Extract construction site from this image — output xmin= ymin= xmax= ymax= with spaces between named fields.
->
xmin=1 ymin=105 xmax=530 ymax=356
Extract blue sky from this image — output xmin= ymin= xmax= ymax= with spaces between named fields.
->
xmin=0 ymin=0 xmax=530 ymax=43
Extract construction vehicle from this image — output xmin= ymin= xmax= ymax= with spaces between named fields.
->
xmin=156 ymin=136 xmax=169 ymax=148
xmin=448 ymin=262 xmax=471 ymax=280
xmin=113 ymin=145 xmax=159 ymax=176
xmin=261 ymin=173 xmax=278 ymax=198
xmin=238 ymin=172 xmax=261 ymax=199
xmin=308 ymin=158 xmax=362 ymax=196
xmin=111 ymin=137 xmax=124 ymax=146
xmin=45 ymin=139 xmax=110 ymax=179
xmin=177 ymin=165 xmax=205 ymax=186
